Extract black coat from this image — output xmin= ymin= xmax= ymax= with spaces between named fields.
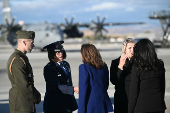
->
xmin=43 ymin=61 xmax=78 ymax=112
xmin=128 ymin=64 xmax=166 ymax=113
xmin=110 ymin=57 xmax=133 ymax=101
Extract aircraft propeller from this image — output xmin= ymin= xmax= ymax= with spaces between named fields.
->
xmin=57 ymin=16 xmax=78 ymax=30
xmin=63 ymin=16 xmax=78 ymax=30
xmin=1 ymin=18 xmax=22 ymax=35
xmin=0 ymin=18 xmax=22 ymax=46
xmin=90 ymin=15 xmax=108 ymax=37
xmin=58 ymin=16 xmax=83 ymax=38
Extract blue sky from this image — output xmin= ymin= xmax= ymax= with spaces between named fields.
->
xmin=0 ymin=0 xmax=170 ymax=30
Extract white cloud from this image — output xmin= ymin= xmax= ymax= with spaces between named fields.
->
xmin=12 ymin=1 xmax=56 ymax=11
xmin=85 ymin=2 xmax=123 ymax=12
xmin=125 ymin=7 xmax=134 ymax=12
xmin=10 ymin=0 xmax=82 ymax=13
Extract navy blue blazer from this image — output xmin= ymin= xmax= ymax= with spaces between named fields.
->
xmin=78 ymin=63 xmax=113 ymax=113
xmin=43 ymin=61 xmax=78 ymax=112
xmin=128 ymin=65 xmax=166 ymax=113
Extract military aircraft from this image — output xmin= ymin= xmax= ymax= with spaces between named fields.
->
xmin=0 ymin=0 xmax=144 ymax=49
xmin=0 ymin=0 xmax=64 ymax=50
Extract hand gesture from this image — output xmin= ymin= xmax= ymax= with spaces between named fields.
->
xmin=74 ymin=86 xmax=79 ymax=94
xmin=118 ymin=53 xmax=127 ymax=70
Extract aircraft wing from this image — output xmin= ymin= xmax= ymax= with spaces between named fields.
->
xmin=76 ymin=21 xmax=145 ymax=36
xmin=78 ymin=23 xmax=90 ymax=27
xmin=78 ymin=22 xmax=144 ymax=27
xmin=103 ymin=22 xmax=144 ymax=26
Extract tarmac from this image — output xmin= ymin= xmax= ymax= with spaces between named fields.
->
xmin=0 ymin=43 xmax=170 ymax=113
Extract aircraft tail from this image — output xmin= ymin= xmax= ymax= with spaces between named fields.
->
xmin=1 ymin=0 xmax=21 ymax=47
xmin=3 ymin=0 xmax=12 ymax=24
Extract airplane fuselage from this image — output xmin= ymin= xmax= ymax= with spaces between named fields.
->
xmin=22 ymin=23 xmax=64 ymax=49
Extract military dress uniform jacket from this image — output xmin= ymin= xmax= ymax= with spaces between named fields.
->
xmin=78 ymin=63 xmax=113 ymax=113
xmin=7 ymin=49 xmax=41 ymax=113
xmin=43 ymin=61 xmax=78 ymax=112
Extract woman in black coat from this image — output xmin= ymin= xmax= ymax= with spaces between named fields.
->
xmin=43 ymin=41 xmax=79 ymax=113
xmin=128 ymin=38 xmax=166 ymax=113
xmin=110 ymin=38 xmax=135 ymax=113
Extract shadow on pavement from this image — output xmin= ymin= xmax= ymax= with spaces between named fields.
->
xmin=0 ymin=100 xmax=44 ymax=113
xmin=0 ymin=97 xmax=114 ymax=113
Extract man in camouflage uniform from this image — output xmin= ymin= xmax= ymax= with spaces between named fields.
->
xmin=7 ymin=31 xmax=41 ymax=113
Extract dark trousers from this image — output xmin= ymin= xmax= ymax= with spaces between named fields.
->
xmin=44 ymin=111 xmax=72 ymax=113
xmin=114 ymin=100 xmax=128 ymax=113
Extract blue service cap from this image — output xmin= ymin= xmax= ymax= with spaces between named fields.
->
xmin=43 ymin=41 xmax=64 ymax=52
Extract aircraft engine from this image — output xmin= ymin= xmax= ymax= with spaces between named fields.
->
xmin=0 ymin=18 xmax=22 ymax=46
xmin=58 ymin=16 xmax=83 ymax=38
xmin=89 ymin=15 xmax=108 ymax=37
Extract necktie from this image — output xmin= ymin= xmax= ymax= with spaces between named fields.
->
xmin=60 ymin=62 xmax=68 ymax=75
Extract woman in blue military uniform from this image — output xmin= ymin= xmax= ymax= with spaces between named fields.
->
xmin=43 ymin=41 xmax=78 ymax=113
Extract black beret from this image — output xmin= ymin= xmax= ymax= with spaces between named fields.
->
xmin=16 ymin=30 xmax=35 ymax=39
xmin=43 ymin=41 xmax=64 ymax=51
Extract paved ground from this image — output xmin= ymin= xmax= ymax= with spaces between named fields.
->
xmin=0 ymin=45 xmax=170 ymax=113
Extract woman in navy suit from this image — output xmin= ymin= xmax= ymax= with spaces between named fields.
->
xmin=43 ymin=41 xmax=78 ymax=113
xmin=78 ymin=44 xmax=113 ymax=113
xmin=128 ymin=38 xmax=166 ymax=113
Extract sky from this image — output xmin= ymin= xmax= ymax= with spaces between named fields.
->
xmin=0 ymin=0 xmax=170 ymax=31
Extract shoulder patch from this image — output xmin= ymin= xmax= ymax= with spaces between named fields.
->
xmin=9 ymin=57 xmax=16 ymax=75
xmin=20 ymin=57 xmax=26 ymax=66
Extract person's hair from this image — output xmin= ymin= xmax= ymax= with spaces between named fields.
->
xmin=17 ymin=39 xmax=33 ymax=44
xmin=133 ymin=38 xmax=163 ymax=71
xmin=17 ymin=39 xmax=22 ymax=43
xmin=81 ymin=43 xmax=105 ymax=69
xmin=48 ymin=50 xmax=66 ymax=62
xmin=122 ymin=38 xmax=135 ymax=53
